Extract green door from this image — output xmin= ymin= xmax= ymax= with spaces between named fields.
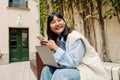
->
xmin=9 ymin=28 xmax=29 ymax=62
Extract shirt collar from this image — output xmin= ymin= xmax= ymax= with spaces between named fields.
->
xmin=57 ymin=37 xmax=65 ymax=42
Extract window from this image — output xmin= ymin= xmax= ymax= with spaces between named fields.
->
xmin=9 ymin=0 xmax=28 ymax=8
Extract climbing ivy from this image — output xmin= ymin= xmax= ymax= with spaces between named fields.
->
xmin=39 ymin=0 xmax=49 ymax=36
xmin=39 ymin=0 xmax=120 ymax=61
xmin=39 ymin=0 xmax=120 ymax=32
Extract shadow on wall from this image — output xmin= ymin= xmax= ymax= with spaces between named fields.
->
xmin=0 ymin=50 xmax=2 ymax=58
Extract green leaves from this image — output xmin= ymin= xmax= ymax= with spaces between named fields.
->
xmin=102 ymin=0 xmax=120 ymax=19
xmin=40 ymin=0 xmax=49 ymax=35
xmin=102 ymin=8 xmax=117 ymax=19
xmin=102 ymin=0 xmax=111 ymax=6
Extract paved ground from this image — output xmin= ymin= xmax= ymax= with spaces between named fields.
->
xmin=0 ymin=61 xmax=37 ymax=80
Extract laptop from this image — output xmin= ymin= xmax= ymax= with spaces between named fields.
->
xmin=35 ymin=45 xmax=60 ymax=68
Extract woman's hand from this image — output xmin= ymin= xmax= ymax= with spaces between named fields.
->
xmin=40 ymin=39 xmax=59 ymax=51
xmin=40 ymin=39 xmax=48 ymax=45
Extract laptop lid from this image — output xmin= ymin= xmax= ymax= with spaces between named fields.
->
xmin=35 ymin=45 xmax=59 ymax=67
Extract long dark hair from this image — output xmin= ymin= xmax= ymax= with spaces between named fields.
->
xmin=47 ymin=12 xmax=72 ymax=42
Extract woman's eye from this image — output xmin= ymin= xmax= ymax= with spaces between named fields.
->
xmin=58 ymin=19 xmax=61 ymax=22
xmin=51 ymin=21 xmax=55 ymax=24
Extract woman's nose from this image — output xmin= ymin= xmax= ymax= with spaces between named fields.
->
xmin=55 ymin=21 xmax=59 ymax=26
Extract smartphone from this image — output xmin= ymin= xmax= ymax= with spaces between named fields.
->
xmin=36 ymin=34 xmax=45 ymax=40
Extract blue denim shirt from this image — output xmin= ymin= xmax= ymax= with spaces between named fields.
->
xmin=53 ymin=37 xmax=86 ymax=68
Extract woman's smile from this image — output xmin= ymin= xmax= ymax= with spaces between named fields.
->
xmin=55 ymin=25 xmax=62 ymax=30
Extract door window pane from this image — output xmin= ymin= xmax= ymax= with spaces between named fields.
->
xmin=22 ymin=29 xmax=28 ymax=48
xmin=10 ymin=28 xmax=17 ymax=49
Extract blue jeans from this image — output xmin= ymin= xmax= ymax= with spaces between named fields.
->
xmin=40 ymin=66 xmax=80 ymax=80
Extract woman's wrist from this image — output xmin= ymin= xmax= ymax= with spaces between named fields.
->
xmin=54 ymin=46 xmax=59 ymax=51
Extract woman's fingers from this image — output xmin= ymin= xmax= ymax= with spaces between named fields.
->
xmin=40 ymin=40 xmax=48 ymax=45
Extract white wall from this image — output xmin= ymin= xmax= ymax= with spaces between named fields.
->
xmin=0 ymin=0 xmax=40 ymax=64
xmin=105 ymin=16 xmax=120 ymax=63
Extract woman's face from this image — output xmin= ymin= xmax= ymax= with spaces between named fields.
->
xmin=50 ymin=16 xmax=65 ymax=36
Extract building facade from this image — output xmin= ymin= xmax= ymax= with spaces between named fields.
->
xmin=0 ymin=0 xmax=40 ymax=64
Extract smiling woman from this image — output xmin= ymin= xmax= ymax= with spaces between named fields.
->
xmin=50 ymin=16 xmax=66 ymax=36
xmin=39 ymin=12 xmax=109 ymax=80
